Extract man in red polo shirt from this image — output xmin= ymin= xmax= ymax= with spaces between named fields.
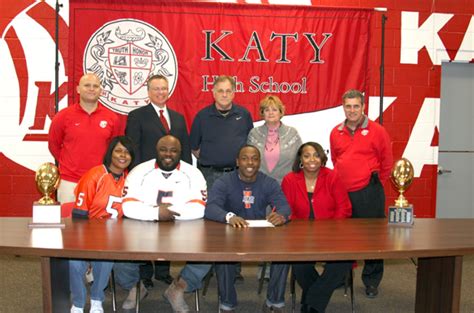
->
xmin=330 ymin=89 xmax=393 ymax=299
xmin=48 ymin=73 xmax=121 ymax=203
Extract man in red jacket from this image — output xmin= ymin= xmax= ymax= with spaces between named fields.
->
xmin=329 ymin=89 xmax=393 ymax=298
xmin=48 ymin=73 xmax=121 ymax=203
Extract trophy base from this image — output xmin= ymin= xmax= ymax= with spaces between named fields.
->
xmin=29 ymin=202 xmax=64 ymax=228
xmin=28 ymin=222 xmax=65 ymax=228
xmin=388 ymin=205 xmax=414 ymax=226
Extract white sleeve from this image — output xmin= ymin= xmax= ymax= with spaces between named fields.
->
xmin=123 ymin=201 xmax=159 ymax=221
xmin=174 ymin=167 xmax=207 ymax=220
xmin=173 ymin=201 xmax=205 ymax=220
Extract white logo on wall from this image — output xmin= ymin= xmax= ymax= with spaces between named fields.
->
xmin=0 ymin=2 xmax=68 ymax=171
xmin=84 ymin=19 xmax=178 ymax=114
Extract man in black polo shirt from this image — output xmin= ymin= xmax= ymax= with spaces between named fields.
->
xmin=190 ymin=75 xmax=254 ymax=282
xmin=190 ymin=75 xmax=254 ymax=189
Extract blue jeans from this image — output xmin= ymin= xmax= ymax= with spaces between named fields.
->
xmin=69 ymin=260 xmax=114 ymax=308
xmin=113 ymin=262 xmax=140 ymax=290
xmin=181 ymin=263 xmax=212 ymax=292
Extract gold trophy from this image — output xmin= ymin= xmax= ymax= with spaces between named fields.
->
xmin=388 ymin=158 xmax=415 ymax=226
xmin=35 ymin=162 xmax=60 ymax=204
xmin=29 ymin=162 xmax=64 ymax=227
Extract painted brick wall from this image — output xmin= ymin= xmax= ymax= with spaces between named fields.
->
xmin=0 ymin=0 xmax=472 ymax=216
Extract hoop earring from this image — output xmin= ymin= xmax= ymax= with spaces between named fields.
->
xmin=299 ymin=162 xmax=303 ymax=169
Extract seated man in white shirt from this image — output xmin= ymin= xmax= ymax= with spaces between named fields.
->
xmin=122 ymin=135 xmax=210 ymax=312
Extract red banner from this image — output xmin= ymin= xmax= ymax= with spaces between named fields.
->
xmin=69 ymin=1 xmax=372 ymax=125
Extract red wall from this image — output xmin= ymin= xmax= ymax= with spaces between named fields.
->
xmin=0 ymin=0 xmax=472 ymax=217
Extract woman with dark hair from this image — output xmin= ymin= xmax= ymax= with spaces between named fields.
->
xmin=103 ymin=136 xmax=135 ymax=171
xmin=69 ymin=136 xmax=137 ymax=313
xmin=281 ymin=142 xmax=352 ymax=313
xmin=71 ymin=135 xmax=134 ymax=219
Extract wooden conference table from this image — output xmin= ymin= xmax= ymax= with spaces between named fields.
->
xmin=1 ymin=217 xmax=473 ymax=313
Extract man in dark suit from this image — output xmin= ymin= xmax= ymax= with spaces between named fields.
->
xmin=126 ymin=74 xmax=192 ymax=168
xmin=125 ymin=74 xmax=191 ymax=289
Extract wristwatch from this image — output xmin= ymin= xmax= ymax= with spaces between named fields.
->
xmin=225 ymin=212 xmax=236 ymax=223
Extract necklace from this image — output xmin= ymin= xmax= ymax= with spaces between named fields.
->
xmin=265 ymin=137 xmax=279 ymax=151
xmin=265 ymin=128 xmax=279 ymax=152
xmin=305 ymin=177 xmax=317 ymax=191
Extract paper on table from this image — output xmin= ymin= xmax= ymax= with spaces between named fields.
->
xmin=246 ymin=220 xmax=275 ymax=227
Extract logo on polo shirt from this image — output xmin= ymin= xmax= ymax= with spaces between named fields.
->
xmin=83 ymin=19 xmax=178 ymax=114
xmin=242 ymin=189 xmax=255 ymax=209
xmin=99 ymin=121 xmax=108 ymax=128
xmin=362 ymin=129 xmax=369 ymax=136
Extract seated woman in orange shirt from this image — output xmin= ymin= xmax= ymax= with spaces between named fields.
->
xmin=69 ymin=136 xmax=135 ymax=313
xmin=281 ymin=142 xmax=352 ymax=313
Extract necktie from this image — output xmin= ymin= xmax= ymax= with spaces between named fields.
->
xmin=159 ymin=109 xmax=170 ymax=133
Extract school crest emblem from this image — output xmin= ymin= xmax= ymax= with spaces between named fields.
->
xmin=83 ymin=19 xmax=178 ymax=114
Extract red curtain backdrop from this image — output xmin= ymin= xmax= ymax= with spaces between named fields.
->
xmin=69 ymin=1 xmax=372 ymax=126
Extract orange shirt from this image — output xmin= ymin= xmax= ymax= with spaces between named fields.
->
xmin=72 ymin=165 xmax=125 ymax=219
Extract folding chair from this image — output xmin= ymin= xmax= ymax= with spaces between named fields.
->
xmin=110 ymin=270 xmax=142 ymax=313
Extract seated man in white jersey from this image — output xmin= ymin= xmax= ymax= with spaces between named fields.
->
xmin=122 ymin=135 xmax=210 ymax=312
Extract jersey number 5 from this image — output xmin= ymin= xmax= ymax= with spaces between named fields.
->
xmin=105 ymin=195 xmax=122 ymax=218
xmin=157 ymin=190 xmax=173 ymax=205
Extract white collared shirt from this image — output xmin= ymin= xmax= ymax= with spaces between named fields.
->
xmin=150 ymin=103 xmax=171 ymax=129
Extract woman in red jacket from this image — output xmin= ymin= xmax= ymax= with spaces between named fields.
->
xmin=281 ymin=142 xmax=352 ymax=313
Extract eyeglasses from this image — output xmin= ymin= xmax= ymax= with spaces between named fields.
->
xmin=149 ymin=87 xmax=168 ymax=92
xmin=215 ymin=89 xmax=234 ymax=95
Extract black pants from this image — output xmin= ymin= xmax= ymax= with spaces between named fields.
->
xmin=349 ymin=172 xmax=385 ymax=287
xmin=140 ymin=261 xmax=170 ymax=280
xmin=215 ymin=262 xmax=289 ymax=308
xmin=293 ymin=261 xmax=353 ymax=313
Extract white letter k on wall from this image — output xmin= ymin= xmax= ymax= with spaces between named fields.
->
xmin=400 ymin=11 xmax=453 ymax=65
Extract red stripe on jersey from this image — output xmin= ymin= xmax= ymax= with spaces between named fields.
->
xmin=187 ymin=199 xmax=206 ymax=206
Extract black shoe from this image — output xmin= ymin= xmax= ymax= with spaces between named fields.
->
xmin=300 ymin=304 xmax=319 ymax=313
xmin=300 ymin=304 xmax=308 ymax=313
xmin=365 ymin=285 xmax=378 ymax=298
xmin=142 ymin=278 xmax=154 ymax=289
xmin=155 ymin=274 xmax=174 ymax=285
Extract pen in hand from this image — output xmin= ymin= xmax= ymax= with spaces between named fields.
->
xmin=267 ymin=206 xmax=285 ymax=226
